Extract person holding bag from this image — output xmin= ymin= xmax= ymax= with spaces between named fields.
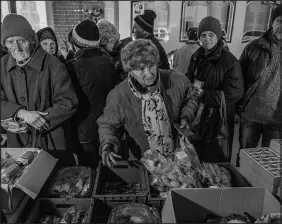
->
xmin=186 ymin=16 xmax=244 ymax=163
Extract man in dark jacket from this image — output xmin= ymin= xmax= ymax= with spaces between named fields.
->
xmin=186 ymin=16 xmax=244 ymax=163
xmin=132 ymin=9 xmax=170 ymax=70
xmin=67 ymin=20 xmax=118 ymax=168
xmin=236 ymin=4 xmax=282 ymax=165
xmin=36 ymin=27 xmax=65 ymax=63
xmin=97 ymin=39 xmax=197 ymax=168
xmin=1 ymin=14 xmax=78 ymax=164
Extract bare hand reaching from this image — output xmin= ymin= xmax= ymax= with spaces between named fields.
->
xmin=17 ymin=110 xmax=49 ymax=130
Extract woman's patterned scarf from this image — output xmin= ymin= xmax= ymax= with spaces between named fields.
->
xmin=128 ymin=77 xmax=174 ymax=155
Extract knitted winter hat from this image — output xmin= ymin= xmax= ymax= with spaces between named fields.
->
xmin=97 ymin=19 xmax=120 ymax=43
xmin=72 ymin=20 xmax=100 ymax=49
xmin=198 ymin=16 xmax=222 ymax=39
xmin=37 ymin=28 xmax=56 ymax=43
xmin=1 ymin=13 xmax=37 ymax=46
xmin=271 ymin=3 xmax=282 ymax=23
xmin=134 ymin=10 xmax=156 ymax=34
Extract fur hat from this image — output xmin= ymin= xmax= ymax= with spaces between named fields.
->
xmin=121 ymin=39 xmax=159 ymax=72
xmin=198 ymin=16 xmax=222 ymax=39
xmin=271 ymin=3 xmax=282 ymax=23
xmin=72 ymin=20 xmax=100 ymax=49
xmin=134 ymin=10 xmax=156 ymax=34
xmin=1 ymin=14 xmax=37 ymax=46
xmin=97 ymin=19 xmax=120 ymax=43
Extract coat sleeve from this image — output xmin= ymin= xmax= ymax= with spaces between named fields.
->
xmin=44 ymin=61 xmax=78 ymax=131
xmin=1 ymin=82 xmax=24 ymax=120
xmin=202 ymin=62 xmax=244 ymax=108
xmin=97 ymin=88 xmax=124 ymax=152
xmin=180 ymin=77 xmax=198 ymax=126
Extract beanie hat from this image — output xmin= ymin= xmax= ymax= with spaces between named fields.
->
xmin=72 ymin=20 xmax=100 ymax=49
xmin=37 ymin=28 xmax=56 ymax=43
xmin=271 ymin=3 xmax=282 ymax=23
xmin=198 ymin=16 xmax=222 ymax=40
xmin=187 ymin=27 xmax=198 ymax=41
xmin=97 ymin=19 xmax=120 ymax=43
xmin=134 ymin=10 xmax=156 ymax=34
xmin=1 ymin=13 xmax=37 ymax=46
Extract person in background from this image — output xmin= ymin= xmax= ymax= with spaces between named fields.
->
xmin=96 ymin=19 xmax=123 ymax=82
xmin=132 ymin=9 xmax=170 ymax=70
xmin=1 ymin=14 xmax=78 ymax=164
xmin=221 ymin=30 xmax=230 ymax=52
xmin=66 ymin=20 xmax=118 ymax=168
xmin=173 ymin=27 xmax=201 ymax=74
xmin=65 ymin=29 xmax=75 ymax=63
xmin=186 ymin=16 xmax=244 ymax=163
xmin=97 ymin=39 xmax=197 ymax=167
xmin=236 ymin=4 xmax=282 ymax=166
xmin=36 ymin=27 xmax=65 ymax=63
xmin=167 ymin=48 xmax=178 ymax=69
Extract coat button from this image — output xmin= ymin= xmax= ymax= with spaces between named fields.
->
xmin=21 ymin=96 xmax=25 ymax=101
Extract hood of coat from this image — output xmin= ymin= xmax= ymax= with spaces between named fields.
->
xmin=36 ymin=27 xmax=59 ymax=55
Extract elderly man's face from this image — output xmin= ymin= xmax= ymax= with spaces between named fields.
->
xmin=5 ymin=36 xmax=32 ymax=62
xmin=130 ymin=64 xmax=158 ymax=87
xmin=272 ymin=16 xmax=282 ymax=40
xmin=199 ymin=31 xmax=218 ymax=50
xmin=40 ymin=39 xmax=56 ymax=55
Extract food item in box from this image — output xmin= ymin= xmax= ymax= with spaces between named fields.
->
xmin=53 ymin=216 xmax=61 ymax=224
xmin=255 ymin=213 xmax=282 ymax=223
xmin=108 ymin=203 xmax=161 ymax=224
xmin=71 ymin=210 xmax=86 ymax=223
xmin=41 ymin=215 xmax=53 ymax=224
xmin=206 ymin=212 xmax=255 ymax=223
xmin=50 ymin=166 xmax=92 ymax=197
xmin=1 ymin=151 xmax=38 ymax=184
xmin=103 ymin=181 xmax=144 ymax=195
xmin=60 ymin=205 xmax=76 ymax=223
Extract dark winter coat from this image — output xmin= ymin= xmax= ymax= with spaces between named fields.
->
xmin=147 ymin=34 xmax=170 ymax=70
xmin=186 ymin=39 xmax=243 ymax=151
xmin=66 ymin=47 xmax=118 ymax=144
xmin=97 ymin=69 xmax=197 ymax=159
xmin=36 ymin=27 xmax=66 ymax=64
xmin=1 ymin=45 xmax=78 ymax=150
xmin=236 ymin=28 xmax=276 ymax=114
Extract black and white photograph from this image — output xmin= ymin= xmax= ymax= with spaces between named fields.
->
xmin=0 ymin=1 xmax=281 ymax=223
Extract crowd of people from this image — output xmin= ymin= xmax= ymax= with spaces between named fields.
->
xmin=1 ymin=4 xmax=281 ymax=168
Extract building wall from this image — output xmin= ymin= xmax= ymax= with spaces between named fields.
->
xmin=119 ymin=1 xmax=250 ymax=59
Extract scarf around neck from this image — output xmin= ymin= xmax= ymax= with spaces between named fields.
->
xmin=128 ymin=77 xmax=174 ymax=155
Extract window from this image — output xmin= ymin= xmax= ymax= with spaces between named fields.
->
xmin=241 ymin=1 xmax=278 ymax=43
xmin=15 ymin=1 xmax=47 ymax=32
xmin=1 ymin=1 xmax=10 ymax=22
xmin=131 ymin=1 xmax=170 ymax=42
xmin=180 ymin=1 xmax=236 ymax=42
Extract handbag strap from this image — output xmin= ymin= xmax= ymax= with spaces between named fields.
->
xmin=220 ymin=91 xmax=227 ymax=121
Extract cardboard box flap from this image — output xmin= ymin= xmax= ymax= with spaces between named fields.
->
xmin=270 ymin=139 xmax=281 ymax=155
xmin=14 ymin=149 xmax=57 ymax=199
xmin=162 ymin=188 xmax=281 ymax=223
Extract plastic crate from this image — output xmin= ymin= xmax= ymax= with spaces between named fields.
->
xmin=25 ymin=198 xmax=94 ymax=223
xmin=147 ymin=162 xmax=252 ymax=209
xmin=92 ymin=160 xmax=148 ymax=203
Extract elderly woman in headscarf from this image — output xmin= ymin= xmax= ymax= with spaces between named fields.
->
xmin=36 ymin=27 xmax=65 ymax=63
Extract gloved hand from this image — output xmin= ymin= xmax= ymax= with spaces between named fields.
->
xmin=101 ymin=144 xmax=122 ymax=168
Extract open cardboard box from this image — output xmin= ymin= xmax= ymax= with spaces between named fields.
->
xmin=162 ymin=188 xmax=281 ymax=223
xmin=1 ymin=148 xmax=57 ymax=213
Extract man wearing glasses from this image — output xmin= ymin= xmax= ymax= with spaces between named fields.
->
xmin=97 ymin=39 xmax=197 ymax=167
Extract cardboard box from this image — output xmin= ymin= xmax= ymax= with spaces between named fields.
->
xmin=239 ymin=147 xmax=281 ymax=196
xmin=270 ymin=139 xmax=281 ymax=155
xmin=1 ymin=148 xmax=58 ymax=213
xmin=162 ymin=188 xmax=281 ymax=223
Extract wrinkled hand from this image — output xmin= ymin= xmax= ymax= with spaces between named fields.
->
xmin=101 ymin=144 xmax=122 ymax=168
xmin=180 ymin=118 xmax=190 ymax=129
xmin=17 ymin=110 xmax=49 ymax=130
xmin=194 ymin=87 xmax=203 ymax=98
xmin=1 ymin=134 xmax=7 ymax=146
